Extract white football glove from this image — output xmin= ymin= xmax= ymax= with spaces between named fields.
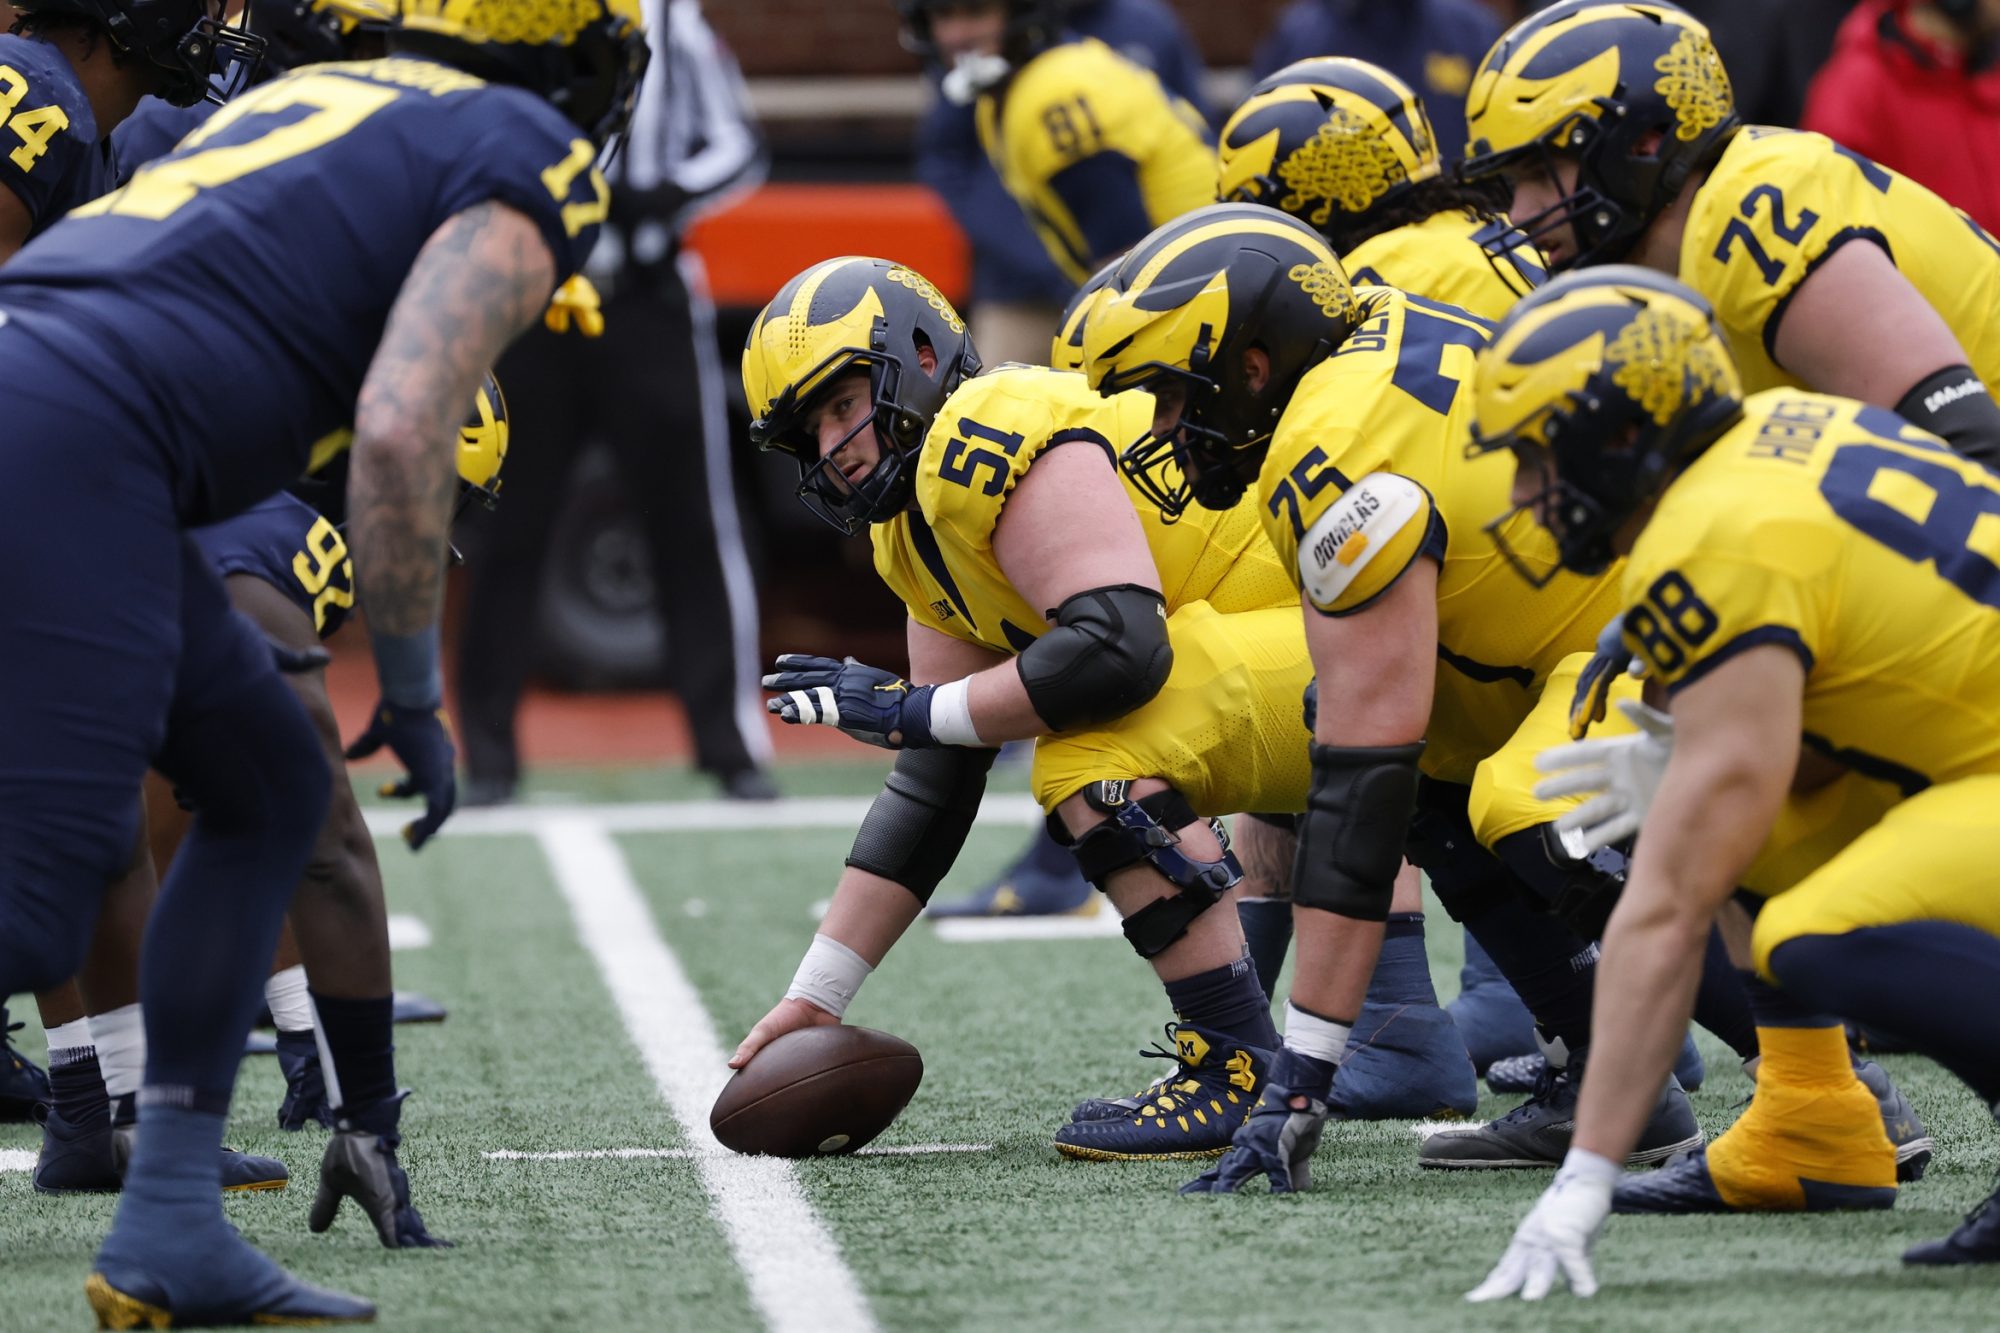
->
xmin=1466 ymin=1152 xmax=1617 ymax=1302
xmin=1533 ymin=698 xmax=1675 ymax=858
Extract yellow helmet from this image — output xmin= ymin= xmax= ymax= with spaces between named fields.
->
xmin=1469 ymin=265 xmax=1740 ymax=584
xmin=389 ymin=0 xmax=648 ymax=146
xmin=1217 ymin=57 xmax=1443 ymax=248
xmin=1462 ymin=1 xmax=1737 ymax=271
xmin=1050 ymin=258 xmax=1121 ymax=374
xmin=1080 ymin=202 xmax=1359 ymax=516
xmin=743 ymin=256 xmax=981 ymax=534
xmin=456 ymin=371 xmax=508 ymax=503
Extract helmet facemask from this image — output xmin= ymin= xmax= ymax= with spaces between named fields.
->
xmin=752 ymin=350 xmax=939 ymax=536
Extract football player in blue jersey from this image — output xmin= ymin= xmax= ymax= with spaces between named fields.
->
xmin=0 ymin=0 xmax=644 ymax=1320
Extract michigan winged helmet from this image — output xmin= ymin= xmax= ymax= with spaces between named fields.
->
xmin=1217 ymin=57 xmax=1443 ymax=247
xmin=743 ymin=256 xmax=982 ymax=534
xmin=1469 ymin=265 xmax=1743 ymax=583
xmin=1080 ymin=202 xmax=1360 ymax=516
xmin=391 ymin=0 xmax=650 ymax=145
xmin=1461 ymin=1 xmax=1738 ymax=270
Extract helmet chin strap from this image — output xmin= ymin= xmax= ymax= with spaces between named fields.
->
xmin=940 ymin=51 xmax=1010 ymax=105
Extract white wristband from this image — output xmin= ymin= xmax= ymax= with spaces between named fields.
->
xmin=1283 ymin=1001 xmax=1352 ymax=1066
xmin=926 ymin=677 xmax=983 ymax=747
xmin=784 ymin=934 xmax=873 ymax=1019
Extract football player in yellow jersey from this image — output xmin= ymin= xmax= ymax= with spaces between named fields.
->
xmin=1460 ymin=0 xmax=2000 ymax=468
xmin=898 ymin=0 xmax=1213 ymax=287
xmin=1467 ymin=270 xmax=2000 ymax=1299
xmin=1078 ymin=203 xmax=1753 ymax=1192
xmin=730 ymin=255 xmax=1325 ymax=1161
xmin=1217 ymin=55 xmax=1544 ymax=325
xmin=1462 ymin=0 xmax=1960 ymax=1217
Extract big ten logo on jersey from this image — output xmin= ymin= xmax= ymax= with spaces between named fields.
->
xmin=293 ymin=515 xmax=356 ymax=633
xmin=0 ymin=65 xmax=67 ymax=172
xmin=885 ymin=266 xmax=964 ymax=333
xmin=935 ymin=417 xmax=1027 ymax=496
xmin=1042 ymin=94 xmax=1104 ymax=160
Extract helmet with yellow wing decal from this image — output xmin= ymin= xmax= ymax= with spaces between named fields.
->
xmin=1468 ymin=265 xmax=1742 ymax=583
xmin=1079 ymin=202 xmax=1358 ymax=516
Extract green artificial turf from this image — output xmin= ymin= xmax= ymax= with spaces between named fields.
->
xmin=2 ymin=778 xmax=1994 ymax=1331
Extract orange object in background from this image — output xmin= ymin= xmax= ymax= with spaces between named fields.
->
xmin=685 ymin=183 xmax=971 ymax=307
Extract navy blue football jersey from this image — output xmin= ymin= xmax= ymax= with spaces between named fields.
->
xmin=0 ymin=56 xmax=605 ymax=524
xmin=111 ymin=98 xmax=214 ymax=178
xmin=192 ymin=492 xmax=354 ymax=637
xmin=0 ymin=35 xmax=118 ymax=237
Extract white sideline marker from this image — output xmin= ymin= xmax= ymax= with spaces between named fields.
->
xmin=484 ymin=1144 xmax=992 ymax=1163
xmin=536 ymin=817 xmax=877 ymax=1333
xmin=930 ymin=913 xmax=1122 ymax=943
xmin=0 ymin=1149 xmax=34 ymax=1174
xmin=365 ymin=794 xmax=1043 ymax=840
xmin=386 ymin=914 xmax=432 ymax=951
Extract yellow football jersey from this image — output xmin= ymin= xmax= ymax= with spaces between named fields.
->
xmin=1682 ymin=126 xmax=2000 ymax=396
xmin=1620 ymin=389 xmax=2000 ymax=788
xmin=975 ymin=38 xmax=1214 ymax=285
xmin=1342 ymin=209 xmax=1544 ymax=325
xmin=870 ymin=365 xmax=1294 ymax=660
xmin=1257 ymin=288 xmax=1624 ymax=782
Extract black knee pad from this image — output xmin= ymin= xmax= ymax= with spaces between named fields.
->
xmin=1048 ymin=782 xmax=1242 ymax=959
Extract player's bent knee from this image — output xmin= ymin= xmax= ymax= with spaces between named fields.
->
xmin=1048 ymin=781 xmax=1241 ymax=958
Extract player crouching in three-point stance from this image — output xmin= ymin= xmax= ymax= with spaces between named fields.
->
xmin=733 ymin=255 xmax=1336 ymax=1161
xmin=0 ymin=0 xmax=647 ymax=1320
xmin=1468 ymin=270 xmax=2000 ymax=1301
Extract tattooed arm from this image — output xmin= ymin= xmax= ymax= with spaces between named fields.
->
xmin=342 ymin=200 xmax=555 ymax=849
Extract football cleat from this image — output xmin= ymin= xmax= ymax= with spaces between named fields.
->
xmin=1420 ymin=1058 xmax=1701 ymax=1169
xmin=1486 ymin=1032 xmax=1706 ymax=1095
xmin=1854 ymin=1059 xmax=1934 ymax=1182
xmin=1330 ymin=1001 xmax=1477 ymax=1120
xmin=310 ymin=1092 xmax=450 ymax=1248
xmin=111 ymin=1124 xmax=289 ymax=1193
xmin=1053 ymin=1024 xmax=1266 ymax=1161
xmin=927 ymin=828 xmax=1096 ymax=918
xmin=275 ymin=1031 xmax=334 ymax=1132
xmin=1616 ymin=1059 xmax=1897 ymax=1213
xmin=392 ymin=991 xmax=450 ymax=1025
xmin=86 ymin=1253 xmax=374 ymax=1328
xmin=33 ymin=1102 xmax=122 ymax=1194
xmin=1 ymin=1004 xmax=51 ymax=1121
xmin=1904 ymin=1174 xmax=2000 ymax=1266
xmin=1446 ymin=935 xmax=1537 ymax=1075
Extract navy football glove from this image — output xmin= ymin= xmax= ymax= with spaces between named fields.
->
xmin=1567 ymin=614 xmax=1642 ymax=741
xmin=1302 ymin=679 xmax=1318 ymax=734
xmin=345 ymin=702 xmax=456 ymax=850
xmin=762 ymin=654 xmax=938 ymax=749
xmin=1182 ymin=1047 xmax=1336 ymax=1195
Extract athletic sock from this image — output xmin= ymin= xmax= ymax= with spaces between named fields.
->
xmin=311 ymin=991 xmax=396 ymax=1116
xmin=1164 ymin=954 xmax=1281 ymax=1051
xmin=48 ymin=1046 xmax=111 ymax=1131
xmin=91 ymin=1003 xmax=145 ymax=1122
xmin=1236 ymin=897 xmax=1293 ymax=1001
xmin=264 ymin=965 xmax=316 ymax=1035
xmin=44 ymin=1017 xmax=93 ymax=1063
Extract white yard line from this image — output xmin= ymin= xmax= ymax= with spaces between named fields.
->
xmin=0 ymin=1149 xmax=34 ymax=1173
xmin=536 ymin=816 xmax=876 ymax=1333
xmin=386 ymin=914 xmax=431 ymax=951
xmin=365 ymin=795 xmax=1043 ymax=840
xmin=485 ymin=1144 xmax=992 ymax=1163
xmin=930 ymin=913 xmax=1122 ymax=943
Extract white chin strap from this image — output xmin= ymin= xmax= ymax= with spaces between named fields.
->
xmin=941 ymin=52 xmax=1012 ymax=105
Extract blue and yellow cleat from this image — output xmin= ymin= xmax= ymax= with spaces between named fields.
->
xmin=85 ymin=1266 xmax=374 ymax=1328
xmin=111 ymin=1124 xmax=289 ymax=1193
xmin=1613 ymin=1147 xmax=1895 ymax=1214
xmin=34 ymin=1102 xmax=122 ymax=1193
xmin=1331 ymin=1000 xmax=1477 ymax=1120
xmin=1905 ymin=1176 xmax=2000 ymax=1266
xmin=927 ymin=828 xmax=1096 ymax=918
xmin=1054 ymin=1024 xmax=1266 ymax=1161
xmin=1 ymin=1004 xmax=51 ymax=1121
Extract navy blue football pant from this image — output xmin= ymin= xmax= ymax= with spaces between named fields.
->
xmin=0 ymin=384 xmax=330 ymax=1104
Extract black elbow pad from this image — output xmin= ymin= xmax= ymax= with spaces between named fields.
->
xmin=1896 ymin=366 xmax=2000 ymax=469
xmin=845 ymin=746 xmax=998 ymax=903
xmin=1015 ymin=583 xmax=1172 ymax=732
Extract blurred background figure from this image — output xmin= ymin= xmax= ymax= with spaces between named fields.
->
xmin=1803 ymin=0 xmax=2000 ymax=230
xmin=912 ymin=0 xmax=1210 ymax=366
xmin=1250 ymin=0 xmax=1503 ymax=162
xmin=1680 ymin=0 xmax=1859 ymax=125
xmin=455 ymin=0 xmax=778 ymax=805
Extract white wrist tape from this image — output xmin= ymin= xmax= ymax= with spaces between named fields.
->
xmin=1283 ymin=1001 xmax=1353 ymax=1066
xmin=926 ymin=677 xmax=983 ymax=747
xmin=784 ymin=933 xmax=874 ymax=1018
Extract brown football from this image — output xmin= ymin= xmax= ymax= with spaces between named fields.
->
xmin=710 ymin=1026 xmax=923 ymax=1158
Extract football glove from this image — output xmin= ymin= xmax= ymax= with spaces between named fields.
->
xmin=1567 ymin=614 xmax=1645 ymax=741
xmin=1181 ymin=1047 xmax=1335 ymax=1195
xmin=345 ymin=702 xmax=456 ymax=850
xmin=1534 ymin=699 xmax=1674 ymax=858
xmin=544 ymin=274 xmax=605 ymax=337
xmin=1466 ymin=1151 xmax=1617 ymax=1301
xmin=762 ymin=654 xmax=938 ymax=749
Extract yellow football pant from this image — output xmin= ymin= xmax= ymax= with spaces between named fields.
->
xmin=1466 ymin=651 xmax=1644 ymax=850
xmin=1031 ymin=601 xmax=1314 ymax=818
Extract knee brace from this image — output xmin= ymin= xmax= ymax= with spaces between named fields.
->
xmin=1049 ymin=781 xmax=1241 ymax=959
